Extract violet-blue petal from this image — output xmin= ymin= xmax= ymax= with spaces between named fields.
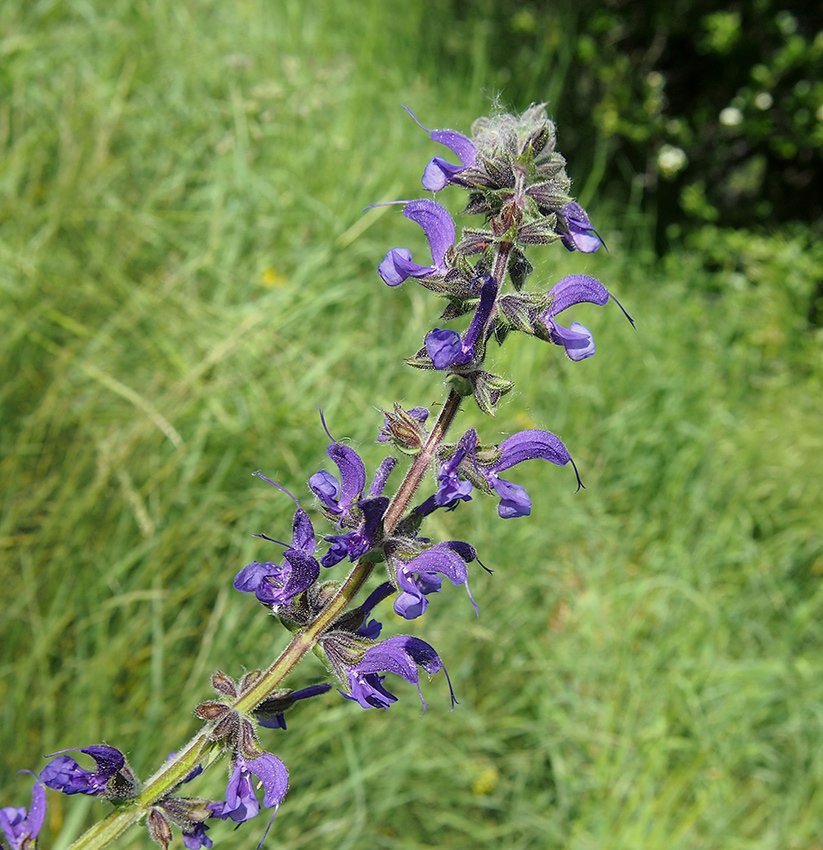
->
xmin=377 ymin=200 xmax=455 ymax=286
xmin=403 ymin=200 xmax=455 ymax=269
xmin=442 ymin=540 xmax=477 ymax=562
xmin=360 ymin=496 xmax=388 ymax=547
xmin=209 ymin=761 xmax=258 ymax=823
xmin=182 ymin=823 xmax=213 ymax=850
xmin=40 ymin=745 xmax=126 ymax=797
xmin=368 ymin=456 xmax=397 ymax=498
xmin=359 ymin=635 xmax=442 ymax=681
xmin=256 ymin=684 xmax=331 ymax=730
xmin=560 ymin=202 xmax=601 ymax=253
xmin=491 ymin=477 xmax=532 ymax=519
xmin=327 ymin=443 xmax=366 ymax=513
xmin=247 ymin=754 xmax=289 ymax=809
xmin=548 ymin=321 xmax=596 ymax=361
xmin=0 ymin=781 xmax=46 ymax=850
xmin=290 ymin=508 xmax=315 ymax=554
xmin=320 ymin=498 xmax=385 ymax=567
xmin=461 ymin=276 xmax=499 ymax=352
xmin=320 ymin=534 xmax=355 ymax=568
xmin=405 ymin=544 xmax=470 ymax=588
xmin=378 ymin=247 xmax=425 ymax=287
xmin=547 ymin=274 xmax=610 ymax=316
xmin=435 ymin=429 xmax=477 ymax=506
xmin=425 ymin=328 xmax=466 ymax=369
xmin=344 ymin=673 xmax=397 ymax=710
xmin=310 ymin=440 xmax=367 ymax=520
xmin=344 ymin=635 xmax=455 ymax=710
xmin=233 ymin=561 xmax=273 ymax=594
xmin=422 ymin=157 xmax=465 ymax=191
xmin=308 ymin=470 xmax=340 ymax=512
xmin=403 ymin=106 xmax=477 ymax=191
xmin=393 ymin=542 xmax=476 ymax=619
xmin=393 ymin=584 xmax=429 ymax=620
xmin=354 ymin=581 xmax=393 ymax=637
xmin=278 ymin=549 xmax=321 ymax=601
xmin=495 ymin=429 xmax=572 ymax=471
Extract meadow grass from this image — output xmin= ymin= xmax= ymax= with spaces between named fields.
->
xmin=1 ymin=3 xmax=821 ymax=849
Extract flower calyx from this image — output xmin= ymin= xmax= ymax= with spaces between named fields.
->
xmin=377 ymin=404 xmax=429 ymax=454
xmin=194 ymin=671 xmax=262 ymax=758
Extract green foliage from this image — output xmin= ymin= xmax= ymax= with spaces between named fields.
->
xmin=1 ymin=3 xmax=821 ymax=850
xmin=440 ymin=0 xmax=822 ymax=238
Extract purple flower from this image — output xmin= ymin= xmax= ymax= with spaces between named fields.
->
xmin=235 ymin=478 xmax=321 ymax=607
xmin=368 ymin=456 xmax=397 ymax=498
xmin=308 ymin=418 xmax=394 ymax=568
xmin=181 ymin=823 xmax=212 ymax=850
xmin=377 ymin=200 xmax=455 ymax=286
xmin=320 ymin=496 xmax=387 ymax=567
xmin=351 ymin=581 xmax=394 ymax=638
xmin=391 ymin=541 xmax=478 ymax=619
xmin=0 ymin=779 xmax=46 ymax=850
xmin=234 ymin=474 xmax=322 ymax=606
xmin=558 ymin=201 xmax=602 ymax=253
xmin=341 ymin=635 xmax=456 ymax=711
xmin=480 ymin=429 xmax=583 ymax=518
xmin=233 ymin=543 xmax=320 ymax=610
xmin=403 ymin=106 xmax=477 ymax=191
xmin=309 ymin=440 xmax=367 ymax=520
xmin=209 ymin=753 xmax=288 ymax=824
xmin=541 ymin=274 xmax=634 ymax=362
xmin=424 ymin=276 xmax=498 ymax=369
xmin=40 ymin=745 xmax=130 ymax=798
xmin=255 ymin=684 xmax=332 ymax=731
xmin=435 ymin=429 xmax=478 ymax=507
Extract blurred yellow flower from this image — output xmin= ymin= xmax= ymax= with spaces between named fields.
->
xmin=260 ymin=267 xmax=286 ymax=287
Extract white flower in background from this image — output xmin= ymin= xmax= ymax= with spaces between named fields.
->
xmin=754 ymin=92 xmax=773 ymax=110
xmin=657 ymin=145 xmax=688 ymax=178
xmin=719 ymin=106 xmax=744 ymax=127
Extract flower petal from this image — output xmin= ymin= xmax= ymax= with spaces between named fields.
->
xmin=549 ymin=320 xmax=596 ymax=361
xmin=559 ymin=201 xmax=602 ymax=253
xmin=495 ymin=429 xmax=572 ymax=471
xmin=402 ymin=199 xmax=455 ymax=269
xmin=378 ymin=247 xmax=428 ymax=286
xmin=425 ymin=328 xmax=465 ymax=369
xmin=403 ymin=106 xmax=476 ymax=191
xmin=492 ymin=477 xmax=532 ymax=519
xmin=248 ymin=753 xmax=289 ymax=810
xmin=546 ymin=274 xmax=610 ymax=316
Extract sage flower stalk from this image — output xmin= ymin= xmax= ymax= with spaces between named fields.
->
xmin=5 ymin=103 xmax=635 ymax=850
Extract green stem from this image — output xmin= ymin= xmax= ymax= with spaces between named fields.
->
xmin=68 ymin=245 xmax=511 ymax=850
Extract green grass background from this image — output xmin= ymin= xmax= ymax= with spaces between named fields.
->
xmin=1 ymin=2 xmax=821 ymax=849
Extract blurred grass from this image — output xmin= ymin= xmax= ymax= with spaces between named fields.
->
xmin=1 ymin=3 xmax=822 ymax=850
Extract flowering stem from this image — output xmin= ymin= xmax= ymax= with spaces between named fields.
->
xmin=68 ymin=385 xmax=469 ymax=850
xmin=33 ymin=100 xmax=621 ymax=850
xmin=67 ymin=245 xmax=512 ymax=849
